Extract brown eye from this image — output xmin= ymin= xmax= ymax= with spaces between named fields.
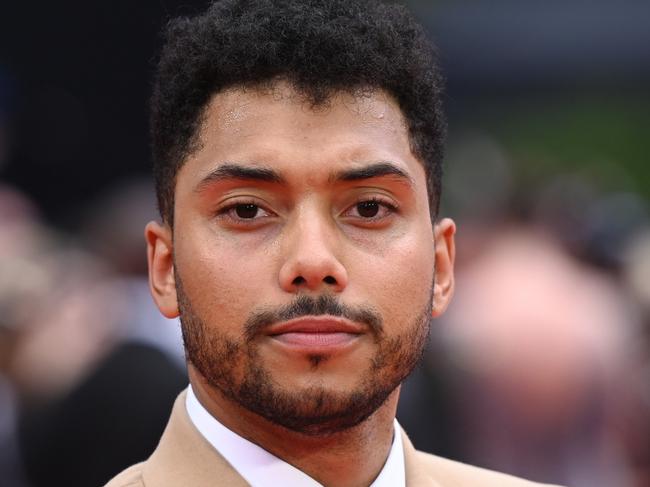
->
xmin=235 ymin=204 xmax=260 ymax=219
xmin=356 ymin=201 xmax=380 ymax=218
xmin=341 ymin=198 xmax=396 ymax=223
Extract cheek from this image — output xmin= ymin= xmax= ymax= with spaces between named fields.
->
xmin=174 ymin=226 xmax=276 ymax=328
xmin=352 ymin=232 xmax=434 ymax=323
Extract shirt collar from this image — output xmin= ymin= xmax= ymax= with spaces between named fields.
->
xmin=186 ymin=385 xmax=405 ymax=487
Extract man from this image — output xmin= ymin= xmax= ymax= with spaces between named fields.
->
xmin=107 ymin=1 xmax=560 ymax=485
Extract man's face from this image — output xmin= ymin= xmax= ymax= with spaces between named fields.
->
xmin=147 ymin=83 xmax=455 ymax=434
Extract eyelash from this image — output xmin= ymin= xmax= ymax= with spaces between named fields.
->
xmin=344 ymin=197 xmax=398 ymax=220
xmin=214 ymin=196 xmax=399 ymax=225
xmin=214 ymin=199 xmax=274 ymax=224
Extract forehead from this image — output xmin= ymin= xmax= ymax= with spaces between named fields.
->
xmin=208 ymin=82 xmax=406 ymax=128
xmin=179 ymin=82 xmax=426 ymax=190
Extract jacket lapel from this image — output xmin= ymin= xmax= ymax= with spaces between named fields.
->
xmin=402 ymin=430 xmax=444 ymax=487
xmin=142 ymin=389 xmax=250 ymax=487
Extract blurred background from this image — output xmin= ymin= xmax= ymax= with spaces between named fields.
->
xmin=0 ymin=0 xmax=648 ymax=486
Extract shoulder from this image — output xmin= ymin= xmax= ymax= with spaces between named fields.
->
xmin=414 ymin=450 xmax=563 ymax=487
xmin=104 ymin=462 xmax=146 ymax=487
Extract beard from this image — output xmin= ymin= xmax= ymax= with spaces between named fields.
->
xmin=177 ymin=275 xmax=432 ymax=436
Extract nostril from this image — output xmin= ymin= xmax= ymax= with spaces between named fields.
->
xmin=323 ymin=276 xmax=336 ymax=285
xmin=292 ymin=276 xmax=306 ymax=286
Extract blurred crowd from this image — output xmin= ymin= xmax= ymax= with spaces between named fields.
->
xmin=397 ymin=134 xmax=650 ymax=487
xmin=0 ymin=179 xmax=187 ymax=486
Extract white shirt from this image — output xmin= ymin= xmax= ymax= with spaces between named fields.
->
xmin=186 ymin=385 xmax=405 ymax=487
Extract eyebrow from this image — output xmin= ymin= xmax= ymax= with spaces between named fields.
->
xmin=332 ymin=162 xmax=414 ymax=186
xmin=194 ymin=163 xmax=284 ymax=193
xmin=194 ymin=160 xmax=413 ymax=193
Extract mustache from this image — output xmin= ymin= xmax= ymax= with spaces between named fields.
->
xmin=244 ymin=294 xmax=383 ymax=341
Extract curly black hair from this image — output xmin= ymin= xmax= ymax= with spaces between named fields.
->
xmin=151 ymin=0 xmax=446 ymax=225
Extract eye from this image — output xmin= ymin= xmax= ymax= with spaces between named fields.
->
xmin=216 ymin=201 xmax=274 ymax=224
xmin=356 ymin=201 xmax=381 ymax=218
xmin=344 ymin=198 xmax=397 ymax=221
xmin=234 ymin=203 xmax=265 ymax=219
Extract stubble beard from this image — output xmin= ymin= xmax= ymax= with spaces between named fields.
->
xmin=176 ymin=275 xmax=433 ymax=436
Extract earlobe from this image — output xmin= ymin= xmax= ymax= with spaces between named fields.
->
xmin=431 ymin=218 xmax=456 ymax=317
xmin=145 ymin=221 xmax=179 ymax=318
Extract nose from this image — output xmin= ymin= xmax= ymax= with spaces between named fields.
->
xmin=278 ymin=210 xmax=348 ymax=294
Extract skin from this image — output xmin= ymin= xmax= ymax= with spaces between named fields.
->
xmin=146 ymin=82 xmax=455 ymax=487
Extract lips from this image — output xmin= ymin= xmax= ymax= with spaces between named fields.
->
xmin=267 ymin=316 xmax=365 ymax=335
xmin=266 ymin=316 xmax=364 ymax=351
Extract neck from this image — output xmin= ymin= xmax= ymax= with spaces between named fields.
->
xmin=188 ymin=366 xmax=400 ymax=487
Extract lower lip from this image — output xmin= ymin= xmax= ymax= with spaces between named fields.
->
xmin=270 ymin=332 xmax=360 ymax=350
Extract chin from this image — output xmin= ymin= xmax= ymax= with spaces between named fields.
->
xmin=229 ymin=364 xmax=401 ymax=436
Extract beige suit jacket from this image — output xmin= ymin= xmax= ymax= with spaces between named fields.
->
xmin=105 ymin=390 xmax=561 ymax=487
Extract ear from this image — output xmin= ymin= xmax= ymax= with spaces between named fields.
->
xmin=145 ymin=221 xmax=179 ymax=318
xmin=432 ymin=218 xmax=456 ymax=317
